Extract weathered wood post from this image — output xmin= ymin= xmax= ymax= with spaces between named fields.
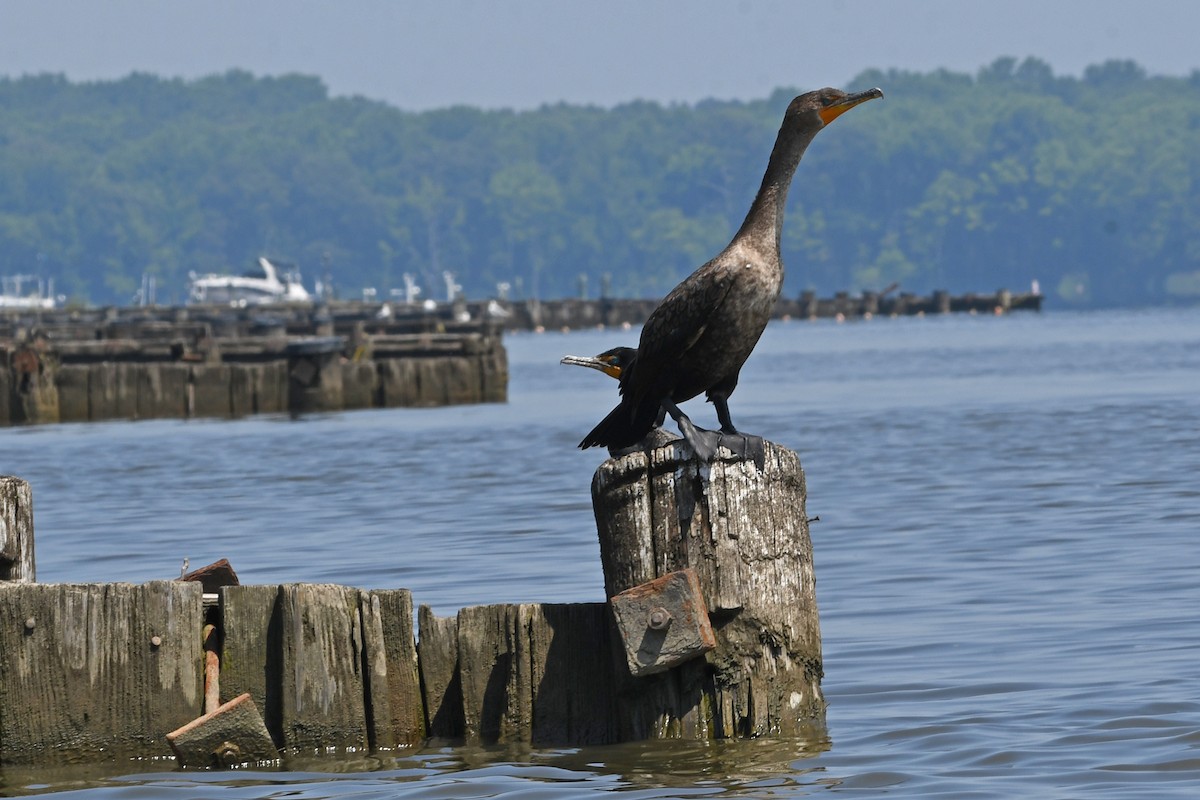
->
xmin=1 ymin=476 xmax=35 ymax=582
xmin=0 ymin=581 xmax=204 ymax=765
xmin=592 ymin=439 xmax=824 ymax=740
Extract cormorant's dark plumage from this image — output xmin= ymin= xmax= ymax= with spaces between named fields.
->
xmin=579 ymin=87 xmax=883 ymax=460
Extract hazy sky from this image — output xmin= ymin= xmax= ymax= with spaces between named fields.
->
xmin=2 ymin=0 xmax=1197 ymax=110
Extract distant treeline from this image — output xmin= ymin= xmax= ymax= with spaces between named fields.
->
xmin=1 ymin=59 xmax=1198 ymax=307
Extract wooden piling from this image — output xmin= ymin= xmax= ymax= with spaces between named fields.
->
xmin=417 ymin=605 xmax=463 ymax=740
xmin=359 ymin=589 xmax=425 ymax=748
xmin=0 ymin=434 xmax=824 ymax=766
xmin=0 ymin=476 xmax=35 ymax=582
xmin=591 ymin=439 xmax=825 ymax=739
xmin=0 ymin=581 xmax=203 ymax=765
xmin=451 ymin=602 xmax=618 ymax=746
xmin=2 ymin=317 xmax=507 ymax=427
xmin=277 ymin=583 xmax=368 ymax=751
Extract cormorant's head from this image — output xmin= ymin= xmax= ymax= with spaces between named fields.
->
xmin=560 ymin=346 xmax=637 ymax=380
xmin=788 ymin=87 xmax=883 ymax=127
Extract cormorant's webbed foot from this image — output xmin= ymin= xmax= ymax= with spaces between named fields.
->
xmin=679 ymin=425 xmax=766 ymax=471
xmin=675 ymin=415 xmax=721 ymax=463
xmin=655 ymin=399 xmax=766 ymax=469
xmin=716 ymin=431 xmax=766 ymax=472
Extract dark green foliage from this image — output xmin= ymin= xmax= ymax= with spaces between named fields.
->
xmin=1 ymin=60 xmax=1197 ymax=307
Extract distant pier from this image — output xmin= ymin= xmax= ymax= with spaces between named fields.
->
xmin=496 ymin=286 xmax=1041 ymax=332
xmin=0 ymin=302 xmax=507 ymax=427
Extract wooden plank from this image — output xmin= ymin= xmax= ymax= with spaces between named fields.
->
xmin=0 ymin=476 xmax=35 ymax=582
xmin=442 ymin=356 xmax=479 ymax=405
xmin=0 ymin=364 xmax=10 ymax=425
xmin=410 ymin=358 xmax=440 ymax=406
xmin=217 ymin=584 xmax=282 ymax=740
xmin=228 ymin=364 xmax=255 ymax=417
xmin=359 ymin=589 xmax=424 ymax=749
xmin=416 ymin=604 xmax=461 ymax=740
xmin=85 ymin=363 xmax=137 ymax=420
xmin=456 ymin=604 xmax=525 ymax=745
xmin=0 ymin=581 xmax=203 ymax=764
xmin=277 ymin=583 xmax=367 ymax=752
xmin=521 ymin=603 xmax=619 ymax=745
xmin=341 ymin=361 xmax=378 ymax=410
xmin=480 ymin=349 xmax=509 ymax=403
xmin=54 ymin=364 xmax=90 ymax=422
xmin=86 ymin=363 xmax=117 ymax=420
xmin=189 ymin=364 xmax=231 ymax=418
xmin=252 ymin=362 xmax=288 ymax=414
xmin=136 ymin=363 xmax=189 ymax=419
xmin=377 ymin=359 xmax=415 ymax=407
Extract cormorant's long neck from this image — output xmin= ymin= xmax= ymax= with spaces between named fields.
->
xmin=734 ymin=119 xmax=819 ymax=255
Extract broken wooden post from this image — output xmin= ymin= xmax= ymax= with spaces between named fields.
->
xmin=592 ymin=438 xmax=825 ymax=740
xmin=1 ymin=476 xmax=35 ymax=582
xmin=167 ymin=693 xmax=280 ymax=768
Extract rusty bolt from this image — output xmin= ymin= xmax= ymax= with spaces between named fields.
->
xmin=24 ymin=617 xmax=35 ymax=632
xmin=150 ymin=635 xmax=162 ymax=648
xmin=214 ymin=741 xmax=243 ymax=767
xmin=648 ymin=607 xmax=673 ymax=630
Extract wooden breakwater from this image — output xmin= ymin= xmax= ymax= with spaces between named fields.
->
xmin=0 ymin=437 xmax=823 ymax=768
xmin=493 ymin=287 xmax=1042 ymax=332
xmin=0 ymin=302 xmax=507 ymax=427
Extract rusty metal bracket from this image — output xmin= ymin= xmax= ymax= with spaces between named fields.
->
xmin=609 ymin=568 xmax=716 ymax=677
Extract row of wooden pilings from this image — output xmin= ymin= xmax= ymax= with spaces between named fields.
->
xmin=500 ymin=288 xmax=1041 ymax=332
xmin=0 ymin=331 xmax=507 ymax=427
xmin=0 ymin=437 xmax=824 ymax=769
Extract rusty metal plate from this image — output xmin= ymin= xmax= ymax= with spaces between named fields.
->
xmin=609 ymin=568 xmax=716 ymax=677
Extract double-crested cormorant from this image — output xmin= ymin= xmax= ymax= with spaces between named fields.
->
xmin=578 ymin=87 xmax=883 ymax=462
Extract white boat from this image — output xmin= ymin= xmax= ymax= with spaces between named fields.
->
xmin=188 ymin=257 xmax=312 ymax=307
xmin=0 ymin=275 xmax=57 ymax=310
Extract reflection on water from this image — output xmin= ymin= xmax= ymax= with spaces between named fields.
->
xmin=4 ymin=736 xmax=834 ymax=799
xmin=2 ymin=308 xmax=1200 ymax=798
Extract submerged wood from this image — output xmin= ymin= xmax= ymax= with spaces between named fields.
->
xmin=592 ymin=438 xmax=824 ymax=739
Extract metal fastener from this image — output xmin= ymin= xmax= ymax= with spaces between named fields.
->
xmin=648 ymin=607 xmax=673 ymax=630
xmin=214 ymin=741 xmax=243 ymax=767
xmin=150 ymin=635 xmax=163 ymax=648
xmin=24 ymin=617 xmax=35 ymax=632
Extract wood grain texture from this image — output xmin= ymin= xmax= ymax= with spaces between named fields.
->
xmin=0 ymin=581 xmax=203 ymax=764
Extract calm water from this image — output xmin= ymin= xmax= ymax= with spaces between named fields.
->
xmin=2 ymin=307 xmax=1198 ymax=798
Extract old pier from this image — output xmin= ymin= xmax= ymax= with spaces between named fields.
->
xmin=1 ymin=302 xmax=507 ymax=427
xmin=0 ymin=435 xmax=822 ymax=769
xmin=498 ymin=286 xmax=1041 ymax=332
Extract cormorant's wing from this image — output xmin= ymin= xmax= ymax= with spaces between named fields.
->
xmin=621 ymin=256 xmax=739 ymax=407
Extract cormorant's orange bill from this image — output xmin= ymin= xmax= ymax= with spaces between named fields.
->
xmin=818 ymin=87 xmax=884 ymax=125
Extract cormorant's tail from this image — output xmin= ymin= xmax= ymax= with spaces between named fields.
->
xmin=579 ymin=399 xmax=659 ymax=450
